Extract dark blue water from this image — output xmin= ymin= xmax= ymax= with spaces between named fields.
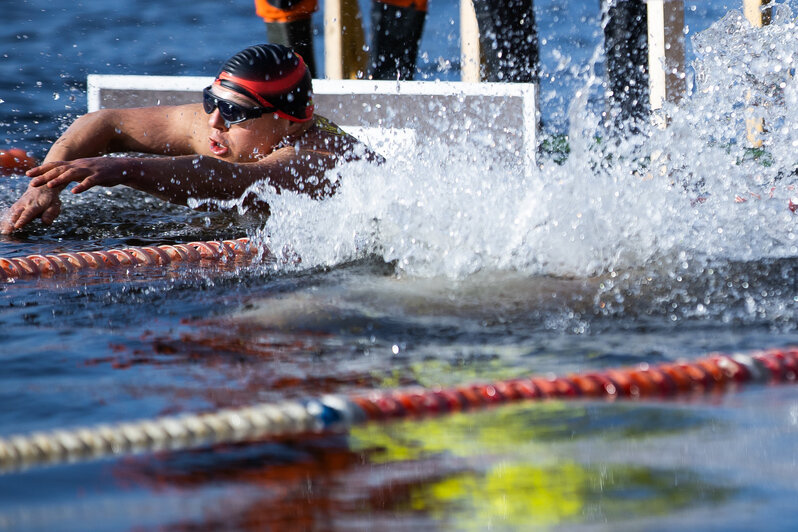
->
xmin=2 ymin=0 xmax=798 ymax=530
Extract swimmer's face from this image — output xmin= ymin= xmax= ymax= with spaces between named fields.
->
xmin=204 ymin=85 xmax=293 ymax=160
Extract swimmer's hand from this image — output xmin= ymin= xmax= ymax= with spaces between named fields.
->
xmin=0 ymin=185 xmax=62 ymax=234
xmin=27 ymin=158 xmax=132 ymax=194
xmin=0 ymin=158 xmax=131 ymax=234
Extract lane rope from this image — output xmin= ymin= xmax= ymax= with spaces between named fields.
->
xmin=0 ymin=238 xmax=258 ymax=280
xmin=1 ymin=346 xmax=796 ymax=472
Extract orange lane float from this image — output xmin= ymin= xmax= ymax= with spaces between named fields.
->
xmin=346 ymin=347 xmax=798 ymax=421
xmin=0 ymin=238 xmax=259 ymax=281
xmin=0 ymin=148 xmax=37 ymax=176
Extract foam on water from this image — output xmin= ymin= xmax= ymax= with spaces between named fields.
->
xmin=651 ymin=6 xmax=798 ymax=259
xmin=245 ymin=7 xmax=797 ymax=282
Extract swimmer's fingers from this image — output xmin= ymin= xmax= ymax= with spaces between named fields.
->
xmin=13 ymin=195 xmax=61 ymax=229
xmin=13 ymin=195 xmax=55 ymax=229
xmin=40 ymin=197 xmax=62 ymax=226
xmin=30 ymin=159 xmax=126 ymax=193
xmin=0 ymin=203 xmax=23 ymax=234
xmin=30 ymin=165 xmax=91 ymax=190
xmin=70 ymin=175 xmax=103 ymax=194
xmin=26 ymin=161 xmax=65 ymax=179
xmin=1 ymin=187 xmax=61 ymax=233
xmin=12 ymin=204 xmax=43 ymax=231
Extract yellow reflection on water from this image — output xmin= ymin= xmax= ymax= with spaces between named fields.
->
xmin=350 ymin=401 xmax=733 ymax=529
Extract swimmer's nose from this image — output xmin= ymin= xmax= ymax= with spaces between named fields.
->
xmin=208 ymin=109 xmax=228 ymax=131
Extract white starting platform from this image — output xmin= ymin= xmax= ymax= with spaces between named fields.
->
xmin=87 ymin=75 xmax=538 ymax=170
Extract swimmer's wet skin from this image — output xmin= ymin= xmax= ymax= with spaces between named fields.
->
xmin=0 ymin=43 xmax=379 ymax=235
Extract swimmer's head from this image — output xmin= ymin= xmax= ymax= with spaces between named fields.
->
xmin=215 ymin=43 xmax=313 ymax=123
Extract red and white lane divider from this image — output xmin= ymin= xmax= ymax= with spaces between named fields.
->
xmin=0 ymin=238 xmax=259 ymax=281
xmin=1 ymin=346 xmax=796 ymax=472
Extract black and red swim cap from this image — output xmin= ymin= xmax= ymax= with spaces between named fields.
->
xmin=215 ymin=43 xmax=313 ymax=122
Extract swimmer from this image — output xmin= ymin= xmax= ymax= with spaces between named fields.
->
xmin=1 ymin=43 xmax=378 ymax=234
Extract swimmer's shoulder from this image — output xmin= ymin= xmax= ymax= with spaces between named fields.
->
xmin=306 ymin=116 xmax=385 ymax=164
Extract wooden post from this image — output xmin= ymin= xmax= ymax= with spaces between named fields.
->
xmin=324 ymin=0 xmax=367 ymax=79
xmin=646 ymin=0 xmax=686 ymax=127
xmin=743 ymin=0 xmax=772 ymax=147
xmin=460 ymin=0 xmax=481 ymax=82
xmin=744 ymin=0 xmax=772 ymax=27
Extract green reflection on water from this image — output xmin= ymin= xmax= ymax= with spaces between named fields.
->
xmin=374 ymin=356 xmax=544 ymax=390
xmin=350 ymin=402 xmax=734 ymax=529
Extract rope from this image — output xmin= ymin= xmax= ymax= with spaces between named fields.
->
xmin=1 ymin=346 xmax=796 ymax=472
xmin=0 ymin=238 xmax=259 ymax=280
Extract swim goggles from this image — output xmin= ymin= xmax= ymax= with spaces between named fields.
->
xmin=202 ymin=86 xmax=277 ymax=127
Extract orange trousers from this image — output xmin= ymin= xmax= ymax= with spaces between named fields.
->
xmin=255 ymin=0 xmax=427 ymax=24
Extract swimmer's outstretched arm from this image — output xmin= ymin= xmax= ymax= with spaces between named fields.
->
xmin=0 ymin=105 xmax=205 ymax=234
xmin=43 ymin=106 xmax=201 ymax=162
xmin=25 ymin=148 xmax=337 ymax=206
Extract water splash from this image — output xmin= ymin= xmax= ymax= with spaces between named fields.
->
xmin=247 ymin=8 xmax=798 ymax=282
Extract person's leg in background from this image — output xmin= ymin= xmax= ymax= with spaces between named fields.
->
xmin=469 ymin=0 xmax=539 ymax=83
xmin=369 ymin=0 xmax=427 ymax=79
xmin=602 ymin=0 xmax=649 ymax=133
xmin=255 ymin=0 xmax=319 ymax=78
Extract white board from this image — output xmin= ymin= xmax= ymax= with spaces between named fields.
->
xmin=87 ymin=75 xmax=538 ymax=170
